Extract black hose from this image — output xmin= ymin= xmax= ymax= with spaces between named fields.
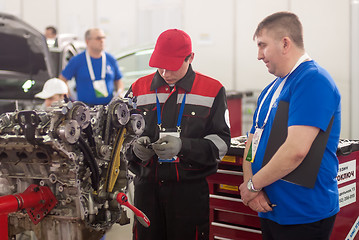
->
xmin=78 ymin=136 xmax=100 ymax=191
xmin=84 ymin=124 xmax=96 ymax=150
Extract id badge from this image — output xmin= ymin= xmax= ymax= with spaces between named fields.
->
xmin=251 ymin=128 xmax=263 ymax=163
xmin=93 ymin=79 xmax=109 ymax=98
xmin=158 ymin=131 xmax=180 ymax=163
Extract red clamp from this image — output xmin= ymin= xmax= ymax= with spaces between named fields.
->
xmin=0 ymin=184 xmax=58 ymax=239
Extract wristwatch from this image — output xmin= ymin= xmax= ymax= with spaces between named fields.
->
xmin=247 ymin=178 xmax=262 ymax=192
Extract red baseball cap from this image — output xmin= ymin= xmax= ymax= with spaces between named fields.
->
xmin=149 ymin=29 xmax=192 ymax=71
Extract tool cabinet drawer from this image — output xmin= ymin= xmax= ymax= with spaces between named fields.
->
xmin=211 ymin=207 xmax=260 ymax=229
xmin=207 ymin=170 xmax=243 ymax=196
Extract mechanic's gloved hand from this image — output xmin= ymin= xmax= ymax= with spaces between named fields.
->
xmin=133 ymin=136 xmax=155 ymax=162
xmin=152 ymin=135 xmax=182 ymax=160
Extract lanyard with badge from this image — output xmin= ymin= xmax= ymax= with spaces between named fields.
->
xmin=246 ymin=53 xmax=310 ymax=163
xmin=155 ymin=89 xmax=186 ymax=162
xmin=86 ymin=50 xmax=108 ymax=98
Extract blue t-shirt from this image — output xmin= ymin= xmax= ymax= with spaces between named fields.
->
xmin=250 ymin=60 xmax=341 ymax=225
xmin=62 ymin=51 xmax=122 ymax=105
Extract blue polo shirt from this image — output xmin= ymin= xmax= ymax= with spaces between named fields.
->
xmin=250 ymin=60 xmax=341 ymax=225
xmin=62 ymin=51 xmax=122 ymax=105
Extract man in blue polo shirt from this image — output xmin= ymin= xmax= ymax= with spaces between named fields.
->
xmin=239 ymin=12 xmax=341 ymax=240
xmin=60 ymin=28 xmax=123 ymax=105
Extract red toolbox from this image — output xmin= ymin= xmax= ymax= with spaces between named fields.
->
xmin=207 ymin=137 xmax=262 ymax=240
xmin=331 ymin=140 xmax=359 ymax=240
xmin=208 ymin=138 xmax=359 ymax=240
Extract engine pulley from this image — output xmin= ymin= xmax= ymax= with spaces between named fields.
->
xmin=57 ymin=120 xmax=81 ymax=144
xmin=127 ymin=114 xmax=145 ymax=136
xmin=67 ymin=102 xmax=90 ymax=129
xmin=113 ymin=102 xmax=130 ymax=126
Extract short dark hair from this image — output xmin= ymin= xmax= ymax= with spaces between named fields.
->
xmin=184 ymin=53 xmax=192 ymax=62
xmin=46 ymin=26 xmax=57 ymax=35
xmin=254 ymin=12 xmax=304 ymax=49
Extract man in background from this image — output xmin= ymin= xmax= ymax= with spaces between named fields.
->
xmin=45 ymin=26 xmax=57 ymax=39
xmin=44 ymin=26 xmax=57 ymax=47
xmin=59 ymin=28 xmax=123 ymax=105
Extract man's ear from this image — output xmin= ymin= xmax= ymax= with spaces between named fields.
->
xmin=282 ymin=37 xmax=291 ymax=54
xmin=188 ymin=52 xmax=195 ymax=64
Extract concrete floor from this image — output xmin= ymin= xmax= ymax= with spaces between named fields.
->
xmin=105 ymin=221 xmax=133 ymax=240
xmin=16 ymin=223 xmax=133 ymax=240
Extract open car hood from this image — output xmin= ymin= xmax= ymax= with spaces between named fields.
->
xmin=0 ymin=12 xmax=54 ymax=99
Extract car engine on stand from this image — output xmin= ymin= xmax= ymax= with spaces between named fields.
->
xmin=0 ymin=97 xmax=145 ymax=240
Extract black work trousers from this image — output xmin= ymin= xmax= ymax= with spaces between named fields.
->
xmin=132 ymin=177 xmax=209 ymax=240
xmin=260 ymin=214 xmax=337 ymax=240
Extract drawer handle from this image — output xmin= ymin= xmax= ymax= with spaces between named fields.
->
xmin=217 ymin=169 xmax=244 ymax=176
xmin=210 ymin=194 xmax=242 ymax=202
xmin=214 ymin=236 xmax=234 ymax=240
xmin=212 ymin=222 xmax=262 ymax=234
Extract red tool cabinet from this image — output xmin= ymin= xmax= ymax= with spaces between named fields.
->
xmin=330 ymin=140 xmax=359 ymax=240
xmin=207 ymin=139 xmax=359 ymax=240
xmin=207 ymin=140 xmax=262 ymax=240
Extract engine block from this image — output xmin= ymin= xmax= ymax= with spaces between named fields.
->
xmin=0 ymin=98 xmax=144 ymax=240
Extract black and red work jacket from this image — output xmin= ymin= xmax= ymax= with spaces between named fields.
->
xmin=126 ymin=65 xmax=231 ymax=182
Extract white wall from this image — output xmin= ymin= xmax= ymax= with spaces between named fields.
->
xmin=293 ymin=0 xmax=350 ymax=138
xmin=183 ymin=0 xmax=235 ymax=90
xmin=182 ymin=0 xmax=351 ymax=138
xmin=0 ymin=0 xmax=355 ymax=138
xmin=351 ymin=0 xmax=359 ymax=139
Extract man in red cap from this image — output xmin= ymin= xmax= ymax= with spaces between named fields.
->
xmin=125 ymin=29 xmax=231 ymax=240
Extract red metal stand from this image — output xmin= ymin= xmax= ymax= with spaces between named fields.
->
xmin=0 ymin=184 xmax=57 ymax=239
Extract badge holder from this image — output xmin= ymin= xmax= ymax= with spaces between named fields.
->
xmin=93 ymin=79 xmax=109 ymax=98
xmin=158 ymin=130 xmax=180 ymax=163
xmin=250 ymin=127 xmax=263 ymax=162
